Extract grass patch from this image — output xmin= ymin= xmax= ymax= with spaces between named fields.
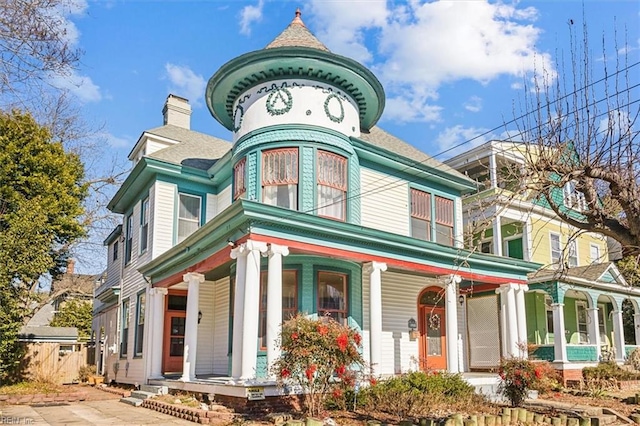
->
xmin=0 ymin=381 xmax=64 ymax=395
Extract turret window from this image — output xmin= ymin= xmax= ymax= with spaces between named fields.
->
xmin=233 ymin=158 xmax=246 ymax=200
xmin=262 ymin=148 xmax=298 ymax=209
xmin=317 ymin=150 xmax=347 ymax=220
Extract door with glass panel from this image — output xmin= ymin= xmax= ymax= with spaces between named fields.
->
xmin=163 ymin=292 xmax=187 ymax=374
xmin=418 ymin=287 xmax=447 ymax=370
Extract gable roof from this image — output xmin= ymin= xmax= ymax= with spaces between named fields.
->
xmin=146 ymin=125 xmax=232 ymax=170
xmin=265 ymin=9 xmax=330 ymax=51
xmin=528 ymin=262 xmax=627 ymax=287
xmin=358 ymin=126 xmax=469 ymax=180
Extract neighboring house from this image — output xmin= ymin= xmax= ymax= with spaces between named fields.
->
xmin=96 ymin=11 xmax=539 ymax=400
xmin=446 ymin=140 xmax=640 ymax=383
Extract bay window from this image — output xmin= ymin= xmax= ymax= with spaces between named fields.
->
xmin=258 ymin=270 xmax=298 ymax=349
xmin=317 ymin=150 xmax=347 ymax=220
xmin=262 ymin=148 xmax=298 ymax=209
xmin=317 ymin=271 xmax=347 ymax=323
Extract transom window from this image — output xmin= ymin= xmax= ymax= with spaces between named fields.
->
xmin=410 ymin=188 xmax=431 ymax=241
xmin=258 ymin=270 xmax=298 ymax=349
xmin=317 ymin=150 xmax=347 ymax=221
xmin=234 ymin=158 xmax=246 ymax=200
xmin=262 ymin=148 xmax=298 ymax=209
xmin=317 ymin=271 xmax=348 ymax=323
xmin=177 ymin=193 xmax=201 ymax=243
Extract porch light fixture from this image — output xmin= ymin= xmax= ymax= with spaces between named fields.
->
xmin=458 ymin=295 xmax=465 ymax=306
xmin=408 ymin=318 xmax=417 ymax=332
xmin=198 ymin=310 xmax=203 ymax=324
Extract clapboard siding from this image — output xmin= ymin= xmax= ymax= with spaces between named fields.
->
xmin=212 ymin=277 xmax=230 ymax=375
xmin=196 ymin=281 xmax=216 ymax=375
xmin=152 ymin=181 xmax=176 ymax=258
xmin=360 ymin=168 xmax=410 ymax=236
xmin=217 ymin=185 xmax=232 ymax=215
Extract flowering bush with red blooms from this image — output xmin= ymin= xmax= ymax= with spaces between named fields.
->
xmin=273 ymin=314 xmax=364 ymax=416
xmin=498 ymin=357 xmax=541 ymax=407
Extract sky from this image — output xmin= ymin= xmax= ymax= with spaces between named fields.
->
xmin=54 ymin=0 xmax=640 ymax=273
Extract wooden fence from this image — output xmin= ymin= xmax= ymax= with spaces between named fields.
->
xmin=20 ymin=342 xmax=88 ymax=384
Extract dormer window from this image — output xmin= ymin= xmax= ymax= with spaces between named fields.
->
xmin=563 ymin=181 xmax=586 ymax=211
xmin=317 ymin=150 xmax=347 ymax=220
xmin=262 ymin=148 xmax=298 ymax=209
xmin=234 ymin=158 xmax=246 ymax=200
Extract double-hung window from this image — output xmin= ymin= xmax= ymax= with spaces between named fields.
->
xmin=410 ymin=188 xmax=431 ymax=241
xmin=258 ymin=270 xmax=298 ymax=349
xmin=563 ymin=181 xmax=587 ymax=211
xmin=590 ymin=244 xmax=601 ymax=264
xmin=121 ymin=300 xmax=129 ymax=356
xmin=177 ymin=193 xmax=201 ymax=243
xmin=550 ymin=233 xmax=561 ymax=265
xmin=317 ymin=271 xmax=348 ymax=323
xmin=262 ymin=148 xmax=298 ymax=209
xmin=113 ymin=240 xmax=119 ymax=262
xmin=435 ymin=196 xmax=454 ymax=246
xmin=234 ymin=158 xmax=246 ymax=200
xmin=576 ymin=301 xmax=589 ymax=343
xmin=135 ymin=292 xmax=145 ymax=356
xmin=140 ymin=198 xmax=149 ymax=253
xmin=125 ymin=215 xmax=133 ymax=265
xmin=567 ymin=239 xmax=578 ymax=267
xmin=317 ymin=151 xmax=347 ymax=220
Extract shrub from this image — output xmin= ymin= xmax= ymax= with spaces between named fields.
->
xmin=583 ymin=361 xmax=640 ymax=391
xmin=529 ymin=361 xmax=561 ymax=394
xmin=498 ymin=357 xmax=540 ymax=407
xmin=273 ymin=314 xmax=364 ymax=417
xmin=628 ymin=348 xmax=640 ymax=371
xmin=77 ymin=365 xmax=96 ymax=383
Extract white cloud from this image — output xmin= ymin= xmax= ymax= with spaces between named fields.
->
xmin=49 ymin=68 xmax=101 ymax=103
xmin=383 ymin=96 xmax=442 ymax=123
xmin=239 ymin=0 xmax=264 ymax=36
xmin=435 ymin=125 xmax=496 ymax=158
xmin=100 ymin=132 xmax=129 ymax=149
xmin=464 ymin=96 xmax=483 ymax=113
xmin=164 ymin=64 xmax=206 ymax=106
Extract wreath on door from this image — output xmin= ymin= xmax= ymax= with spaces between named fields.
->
xmin=429 ymin=313 xmax=441 ymax=330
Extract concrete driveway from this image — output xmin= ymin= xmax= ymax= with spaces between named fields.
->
xmin=0 ymin=399 xmax=197 ymax=425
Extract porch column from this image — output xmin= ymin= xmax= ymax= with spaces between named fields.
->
xmin=496 ymin=284 xmax=518 ymax=357
xmin=551 ymin=303 xmax=568 ymax=363
xmin=587 ymin=307 xmax=602 ymax=361
xmin=612 ymin=309 xmax=626 ymax=362
xmin=514 ymin=284 xmax=529 ymax=359
xmin=489 ymin=152 xmax=498 ymax=189
xmin=230 ymin=245 xmax=248 ymax=379
xmin=365 ymin=261 xmax=387 ymax=376
xmin=634 ymin=314 xmax=640 ymax=346
xmin=181 ymin=272 xmax=205 ymax=382
xmin=523 ymin=219 xmax=533 ymax=261
xmin=241 ymin=240 xmax=268 ymax=381
xmin=149 ymin=287 xmax=168 ymax=379
xmin=492 ymin=216 xmax=503 ymax=257
xmin=266 ymin=243 xmax=289 ymax=380
xmin=497 ymin=287 xmax=508 ymax=356
xmin=445 ymin=274 xmax=461 ymax=373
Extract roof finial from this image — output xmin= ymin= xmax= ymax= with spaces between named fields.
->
xmin=292 ymin=7 xmax=305 ymax=27
xmin=295 ymin=8 xmax=301 ymax=18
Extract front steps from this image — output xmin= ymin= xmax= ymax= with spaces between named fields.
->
xmin=120 ymin=385 xmax=165 ymax=407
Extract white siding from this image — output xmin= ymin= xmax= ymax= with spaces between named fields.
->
xmin=205 ymin=193 xmax=218 ymax=223
xmin=152 ymin=181 xmax=176 ymax=259
xmin=455 ymin=197 xmax=464 ymax=248
xmin=360 ymin=168 xmax=410 ymax=236
xmin=217 ymin=185 xmax=232 ymax=215
xmin=212 ymin=277 xmax=230 ymax=375
xmin=196 ymin=281 xmax=216 ymax=375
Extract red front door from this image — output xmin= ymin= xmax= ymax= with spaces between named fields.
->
xmin=162 ymin=291 xmax=187 ymax=374
xmin=418 ymin=287 xmax=447 ymax=371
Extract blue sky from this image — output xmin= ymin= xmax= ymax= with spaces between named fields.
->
xmin=55 ymin=0 xmax=639 ymax=272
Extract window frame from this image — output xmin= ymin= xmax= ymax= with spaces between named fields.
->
xmin=410 ymin=188 xmax=432 ymax=241
xmin=316 ymin=270 xmax=348 ymax=324
xmin=563 ymin=181 xmax=587 ymax=211
xmin=590 ymin=244 xmax=601 ymax=264
xmin=134 ymin=291 xmax=146 ymax=357
xmin=258 ymin=270 xmax=298 ymax=350
xmin=112 ymin=240 xmax=119 ymax=262
xmin=177 ymin=192 xmax=202 ymax=244
xmin=316 ymin=150 xmax=347 ymax=221
xmin=550 ymin=233 xmax=561 ymax=265
xmin=567 ymin=239 xmax=578 ymax=267
xmin=545 ymin=296 xmax=554 ymax=344
xmin=575 ymin=300 xmax=589 ymax=344
xmin=233 ymin=158 xmax=246 ymax=200
xmin=139 ymin=197 xmax=150 ymax=254
xmin=262 ymin=148 xmax=299 ymax=210
xmin=124 ymin=215 xmax=133 ymax=265
xmin=120 ymin=299 xmax=130 ymax=357
xmin=434 ymin=195 xmax=454 ymax=246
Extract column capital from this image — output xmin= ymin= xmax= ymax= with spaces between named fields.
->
xmin=150 ymin=287 xmax=168 ymax=296
xmin=588 ymin=307 xmax=600 ymax=312
xmin=364 ymin=261 xmax=387 ymax=274
xmin=245 ymin=239 xmax=268 ymax=253
xmin=230 ymin=244 xmax=248 ymax=259
xmin=183 ymin=272 xmax=205 ymax=284
xmin=268 ymin=243 xmax=289 ymax=257
xmin=513 ymin=284 xmax=529 ymax=293
xmin=551 ymin=303 xmax=565 ymax=308
xmin=495 ymin=283 xmax=521 ymax=294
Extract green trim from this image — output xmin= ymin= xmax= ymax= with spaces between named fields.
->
xmin=352 ymin=138 xmax=475 ymax=193
xmin=133 ymin=290 xmax=145 ymax=358
xmin=206 ymin=47 xmax=385 ymax=131
xmin=408 ymin=184 xmax=459 ymax=245
xmin=174 ymin=191 xmax=206 ymax=247
xmin=120 ymin=298 xmax=130 ymax=359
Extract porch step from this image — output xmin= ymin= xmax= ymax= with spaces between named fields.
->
xmin=590 ymin=414 xmax=619 ymax=425
xmin=140 ymin=385 xmax=168 ymax=395
xmin=120 ymin=397 xmax=143 ymax=407
xmin=130 ymin=391 xmax=157 ymax=400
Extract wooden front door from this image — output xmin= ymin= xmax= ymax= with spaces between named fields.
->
xmin=418 ymin=287 xmax=447 ymax=370
xmin=162 ymin=292 xmax=187 ymax=374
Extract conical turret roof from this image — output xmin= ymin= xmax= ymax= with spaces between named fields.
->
xmin=265 ymin=9 xmax=330 ymax=52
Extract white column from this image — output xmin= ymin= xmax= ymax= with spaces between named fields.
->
xmin=492 ymin=216 xmax=503 ymax=257
xmin=230 ymin=245 xmax=248 ymax=379
xmin=505 ymin=284 xmax=518 ymax=357
xmin=149 ymin=287 xmax=168 ymax=379
xmin=514 ymin=284 xmax=529 ymax=359
xmin=587 ymin=307 xmax=602 ymax=361
xmin=445 ymin=275 xmax=461 ymax=373
xmin=634 ymin=314 xmax=640 ymax=346
xmin=523 ymin=219 xmax=533 ymax=262
xmin=489 ymin=152 xmax=498 ymax=189
xmin=241 ymin=240 xmax=268 ymax=381
xmin=612 ymin=309 xmax=626 ymax=362
xmin=365 ymin=261 xmax=387 ymax=376
xmin=181 ymin=272 xmax=204 ymax=382
xmin=552 ymin=303 xmax=568 ymax=362
xmin=496 ymin=287 xmax=508 ymax=357
xmin=266 ymin=243 xmax=289 ymax=380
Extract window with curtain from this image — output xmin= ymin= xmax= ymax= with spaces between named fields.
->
xmin=317 ymin=271 xmax=348 ymax=323
xmin=258 ymin=270 xmax=298 ymax=349
xmin=435 ymin=196 xmax=454 ymax=246
xmin=135 ymin=292 xmax=145 ymax=356
xmin=234 ymin=158 xmax=246 ymax=200
xmin=262 ymin=148 xmax=298 ymax=209
xmin=177 ymin=193 xmax=201 ymax=243
xmin=411 ymin=188 xmax=431 ymax=241
xmin=317 ymin=151 xmax=347 ymax=220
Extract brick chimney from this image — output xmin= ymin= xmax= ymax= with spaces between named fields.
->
xmin=67 ymin=258 xmax=75 ymax=275
xmin=162 ymin=94 xmax=191 ymax=130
